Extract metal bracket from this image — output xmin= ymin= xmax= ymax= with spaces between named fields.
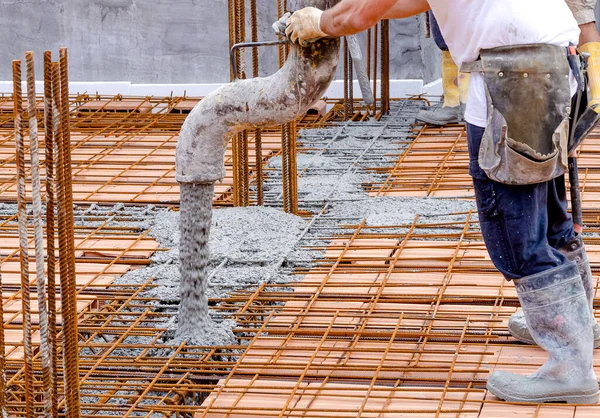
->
xmin=230 ymin=40 xmax=290 ymax=81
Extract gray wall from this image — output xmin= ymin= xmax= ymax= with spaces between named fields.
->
xmin=0 ymin=0 xmax=439 ymax=84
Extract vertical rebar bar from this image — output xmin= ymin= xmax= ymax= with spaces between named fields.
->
xmin=282 ymin=122 xmax=291 ymax=213
xmin=13 ymin=59 xmax=35 ymax=418
xmin=254 ymin=130 xmax=264 ymax=205
xmin=381 ymin=19 xmax=390 ymax=115
xmin=25 ymin=50 xmax=53 ymax=418
xmin=228 ymin=0 xmax=236 ymax=81
xmin=57 ymin=48 xmax=81 ymax=418
xmin=372 ymin=22 xmax=379 ymax=118
xmin=250 ymin=0 xmax=264 ymax=205
xmin=348 ymin=44 xmax=354 ymax=117
xmin=279 ymin=0 xmax=296 ymax=213
xmin=43 ymin=50 xmax=59 ymax=418
xmin=343 ymin=37 xmax=349 ymax=121
xmin=281 ymin=121 xmax=298 ymax=214
xmin=289 ymin=121 xmax=298 ymax=214
xmin=0 ymin=271 xmax=6 ymax=418
xmin=232 ymin=0 xmax=250 ymax=207
xmin=236 ymin=130 xmax=250 ymax=206
xmin=366 ymin=29 xmax=371 ymax=82
xmin=250 ymin=0 xmax=259 ymax=79
xmin=229 ymin=0 xmax=238 ymax=205
xmin=277 ymin=0 xmax=285 ymax=68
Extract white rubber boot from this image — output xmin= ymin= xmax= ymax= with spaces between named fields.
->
xmin=488 ymin=263 xmax=599 ymax=403
xmin=508 ymin=235 xmax=600 ymax=348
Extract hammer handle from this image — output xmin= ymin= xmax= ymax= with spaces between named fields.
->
xmin=569 ymin=156 xmax=583 ymax=234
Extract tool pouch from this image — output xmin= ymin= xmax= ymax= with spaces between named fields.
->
xmin=464 ymin=44 xmax=572 ymax=185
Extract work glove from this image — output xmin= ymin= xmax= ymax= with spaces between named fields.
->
xmin=580 ymin=42 xmax=600 ymax=112
xmin=285 ymin=7 xmax=328 ymax=47
xmin=272 ymin=12 xmax=291 ymax=36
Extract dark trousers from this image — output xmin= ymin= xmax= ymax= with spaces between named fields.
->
xmin=429 ymin=12 xmax=449 ymax=52
xmin=466 ymin=124 xmax=574 ymax=280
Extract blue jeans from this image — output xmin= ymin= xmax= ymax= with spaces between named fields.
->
xmin=467 ymin=124 xmax=574 ymax=280
xmin=429 ymin=12 xmax=448 ymax=52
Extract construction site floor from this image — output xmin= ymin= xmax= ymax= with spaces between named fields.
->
xmin=193 ymin=101 xmax=600 ymax=417
xmin=2 ymin=96 xmax=600 ymax=416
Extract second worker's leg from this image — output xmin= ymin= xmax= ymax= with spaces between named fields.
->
xmin=509 ymin=176 xmax=600 ymax=347
xmin=466 ymin=124 xmax=598 ymax=403
xmin=416 ymin=12 xmax=468 ymax=126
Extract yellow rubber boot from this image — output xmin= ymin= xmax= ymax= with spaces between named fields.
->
xmin=441 ymin=51 xmax=460 ymax=108
xmin=417 ymin=51 xmax=461 ymax=125
xmin=580 ymin=42 xmax=600 ymax=111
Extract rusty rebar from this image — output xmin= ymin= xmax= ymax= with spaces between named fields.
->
xmin=343 ymin=37 xmax=349 ymax=121
xmin=43 ymin=50 xmax=59 ymax=418
xmin=348 ymin=40 xmax=354 ymax=117
xmin=57 ymin=48 xmax=81 ymax=418
xmin=234 ymin=0 xmax=246 ymax=80
xmin=381 ymin=20 xmax=390 ymax=115
xmin=0 ymin=271 xmax=7 ymax=418
xmin=366 ymin=28 xmax=372 ymax=82
xmin=231 ymin=0 xmax=250 ymax=207
xmin=250 ymin=0 xmax=264 ymax=205
xmin=228 ymin=0 xmax=236 ymax=81
xmin=13 ymin=59 xmax=35 ymax=418
xmin=235 ymin=131 xmax=250 ymax=206
xmin=372 ymin=22 xmax=379 ymax=118
xmin=277 ymin=0 xmax=286 ymax=68
xmin=25 ymin=50 xmax=53 ymax=418
xmin=250 ymin=0 xmax=259 ymax=79
xmin=281 ymin=121 xmax=298 ymax=214
xmin=254 ymin=129 xmax=264 ymax=205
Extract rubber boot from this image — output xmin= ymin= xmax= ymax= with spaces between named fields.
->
xmin=579 ymin=42 xmax=600 ymax=111
xmin=417 ymin=51 xmax=461 ymax=125
xmin=508 ymin=235 xmax=600 ymax=348
xmin=487 ymin=263 xmax=599 ymax=404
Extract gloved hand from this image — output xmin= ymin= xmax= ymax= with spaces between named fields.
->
xmin=272 ymin=12 xmax=291 ymax=36
xmin=580 ymin=42 xmax=600 ymax=112
xmin=285 ymin=7 xmax=328 ymax=47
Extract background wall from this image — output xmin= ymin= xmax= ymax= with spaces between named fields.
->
xmin=0 ymin=0 xmax=440 ymax=84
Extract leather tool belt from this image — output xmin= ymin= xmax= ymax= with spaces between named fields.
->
xmin=461 ymin=44 xmax=572 ymax=185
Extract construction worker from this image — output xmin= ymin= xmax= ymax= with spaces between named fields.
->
xmin=416 ymin=13 xmax=468 ymax=125
xmin=508 ymin=0 xmax=600 ymax=351
xmin=286 ymin=0 xmax=600 ymax=404
xmin=419 ymin=2 xmax=600 ymax=126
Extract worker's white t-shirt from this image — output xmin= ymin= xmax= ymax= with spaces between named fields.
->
xmin=427 ymin=0 xmax=581 ymax=127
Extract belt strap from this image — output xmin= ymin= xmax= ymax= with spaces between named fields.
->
xmin=460 ymin=60 xmax=483 ymax=73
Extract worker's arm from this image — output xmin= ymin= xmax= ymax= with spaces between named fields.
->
xmin=566 ymin=0 xmax=600 ymax=110
xmin=566 ymin=0 xmax=597 ymax=26
xmin=565 ymin=0 xmax=600 ymax=43
xmin=320 ymin=0 xmax=430 ymax=36
xmin=286 ymin=0 xmax=429 ymax=45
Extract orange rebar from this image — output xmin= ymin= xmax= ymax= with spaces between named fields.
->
xmin=57 ymin=48 xmax=81 ymax=418
xmin=232 ymin=0 xmax=250 ymax=207
xmin=0 ymin=271 xmax=7 ymax=418
xmin=43 ymin=50 xmax=59 ymax=418
xmin=13 ymin=59 xmax=35 ymax=418
xmin=281 ymin=121 xmax=298 ymax=214
xmin=277 ymin=0 xmax=286 ymax=68
xmin=250 ymin=0 xmax=264 ymax=206
xmin=380 ymin=19 xmax=390 ymax=115
xmin=25 ymin=50 xmax=54 ymax=418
